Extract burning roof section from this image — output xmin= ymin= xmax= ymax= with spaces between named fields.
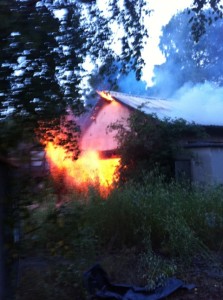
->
xmin=104 ymin=90 xmax=172 ymax=116
xmin=78 ymin=90 xmax=172 ymax=130
xmin=99 ymin=91 xmax=223 ymax=127
xmin=76 ymin=90 xmax=174 ymax=154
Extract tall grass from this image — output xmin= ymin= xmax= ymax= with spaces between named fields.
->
xmin=18 ymin=174 xmax=223 ymax=296
xmin=84 ymin=175 xmax=223 ymax=256
xmin=22 ymin=174 xmax=223 ymax=257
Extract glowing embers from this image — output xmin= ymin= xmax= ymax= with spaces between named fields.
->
xmin=96 ymin=90 xmax=115 ymax=102
xmin=45 ymin=142 xmax=120 ymax=197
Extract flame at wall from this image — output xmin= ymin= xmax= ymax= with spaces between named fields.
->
xmin=45 ymin=142 xmax=120 ymax=197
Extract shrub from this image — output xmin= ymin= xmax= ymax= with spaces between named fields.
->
xmin=109 ymin=111 xmax=204 ymax=183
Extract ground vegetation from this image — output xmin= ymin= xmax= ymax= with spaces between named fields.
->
xmin=14 ymin=175 xmax=223 ymax=299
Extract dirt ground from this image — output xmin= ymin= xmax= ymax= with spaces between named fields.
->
xmin=15 ymin=251 xmax=223 ymax=300
xmin=168 ymin=252 xmax=223 ymax=299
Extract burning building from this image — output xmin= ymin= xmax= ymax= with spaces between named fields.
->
xmin=44 ymin=90 xmax=223 ymax=197
xmin=44 ymin=90 xmax=171 ymax=198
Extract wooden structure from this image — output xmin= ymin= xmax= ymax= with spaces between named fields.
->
xmin=78 ymin=91 xmax=170 ymax=154
xmin=176 ymin=126 xmax=223 ymax=185
xmin=78 ymin=91 xmax=223 ymax=186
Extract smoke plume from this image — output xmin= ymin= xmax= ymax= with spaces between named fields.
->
xmin=169 ymin=82 xmax=223 ymax=125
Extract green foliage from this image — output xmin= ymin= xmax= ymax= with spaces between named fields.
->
xmin=42 ymin=177 xmax=223 ymax=256
xmin=85 ymin=174 xmax=222 ymax=259
xmin=85 ymin=186 xmax=145 ymax=249
xmin=21 ymin=174 xmax=223 ymax=259
xmin=17 ymin=174 xmax=223 ymax=297
xmin=109 ymin=111 xmax=204 ymax=183
xmin=28 ymin=200 xmax=97 ymax=260
xmin=139 ymin=248 xmax=177 ymax=291
xmin=51 ymin=263 xmax=88 ymax=300
xmin=0 ymin=0 xmax=85 ymax=153
xmin=0 ymin=0 xmax=84 ymax=116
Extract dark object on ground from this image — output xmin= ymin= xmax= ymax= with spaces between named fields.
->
xmin=83 ymin=264 xmax=195 ymax=300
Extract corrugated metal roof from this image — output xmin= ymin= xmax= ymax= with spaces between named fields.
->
xmin=108 ymin=91 xmax=172 ymax=115
xmin=101 ymin=91 xmax=223 ymax=126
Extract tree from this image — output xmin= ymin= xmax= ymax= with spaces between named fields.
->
xmin=109 ymin=111 xmax=203 ymax=184
xmin=0 ymin=0 xmax=151 ymax=155
xmin=190 ymin=0 xmax=223 ymax=41
xmin=0 ymin=1 xmax=83 ymax=151
xmin=84 ymin=0 xmax=223 ymax=83
xmin=80 ymin=0 xmax=150 ymax=80
xmin=149 ymin=10 xmax=223 ymax=98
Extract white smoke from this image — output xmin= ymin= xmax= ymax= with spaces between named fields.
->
xmin=169 ymin=82 xmax=223 ymax=125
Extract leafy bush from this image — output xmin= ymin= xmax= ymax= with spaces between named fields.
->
xmin=109 ymin=111 xmax=205 ymax=183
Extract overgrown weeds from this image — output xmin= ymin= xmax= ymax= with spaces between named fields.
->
xmin=16 ymin=174 xmax=223 ymax=299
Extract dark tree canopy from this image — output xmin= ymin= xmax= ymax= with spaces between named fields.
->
xmin=190 ymin=0 xmax=223 ymax=41
xmin=0 ymin=0 xmax=83 ymax=120
xmin=0 ymin=0 xmax=86 ymax=153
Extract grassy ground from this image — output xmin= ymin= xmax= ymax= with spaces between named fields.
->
xmin=14 ymin=176 xmax=223 ymax=299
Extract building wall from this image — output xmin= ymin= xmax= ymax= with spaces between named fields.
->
xmin=80 ymin=100 xmax=131 ymax=152
xmin=189 ymin=147 xmax=223 ymax=185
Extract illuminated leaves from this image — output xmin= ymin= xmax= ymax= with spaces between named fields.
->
xmin=36 ymin=117 xmax=81 ymax=160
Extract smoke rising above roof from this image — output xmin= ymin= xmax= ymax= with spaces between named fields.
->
xmin=112 ymin=8 xmax=223 ymax=126
xmin=169 ymin=82 xmax=223 ymax=125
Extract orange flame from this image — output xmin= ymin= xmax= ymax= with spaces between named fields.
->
xmin=45 ymin=142 xmax=120 ymax=197
xmin=96 ymin=90 xmax=115 ymax=102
